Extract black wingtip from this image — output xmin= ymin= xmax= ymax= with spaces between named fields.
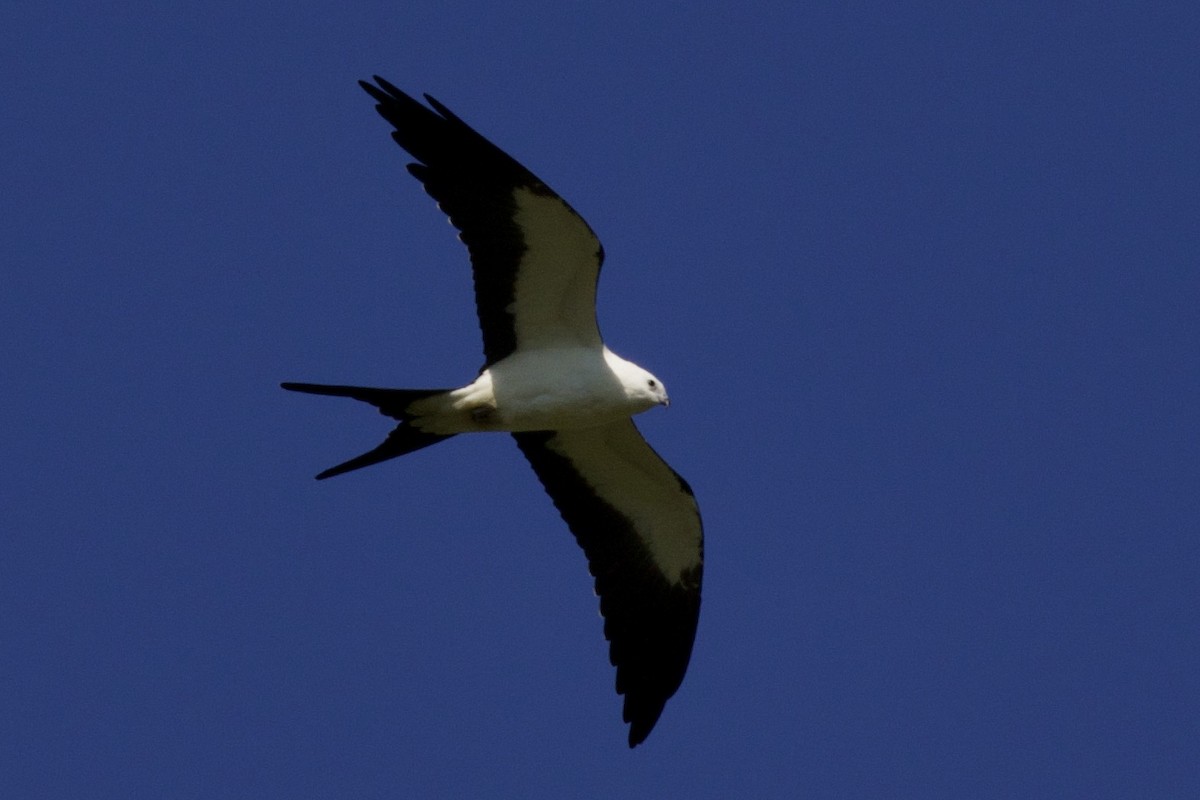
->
xmin=625 ymin=706 xmax=664 ymax=748
xmin=373 ymin=74 xmax=399 ymax=93
xmin=423 ymin=93 xmax=457 ymax=122
xmin=359 ymin=76 xmax=397 ymax=107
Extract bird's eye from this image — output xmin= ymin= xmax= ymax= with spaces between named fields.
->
xmin=648 ymin=379 xmax=657 ymax=388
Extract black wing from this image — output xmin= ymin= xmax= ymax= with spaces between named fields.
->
xmin=514 ymin=420 xmax=703 ymax=747
xmin=360 ymin=77 xmax=605 ymax=367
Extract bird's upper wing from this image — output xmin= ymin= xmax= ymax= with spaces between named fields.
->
xmin=512 ymin=419 xmax=703 ymax=747
xmin=360 ymin=76 xmax=605 ymax=367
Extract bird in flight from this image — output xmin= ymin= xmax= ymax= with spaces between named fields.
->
xmin=283 ymin=76 xmax=703 ymax=747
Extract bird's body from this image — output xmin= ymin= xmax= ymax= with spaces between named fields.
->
xmin=416 ymin=346 xmax=667 ymax=435
xmin=284 ymin=77 xmax=702 ymax=747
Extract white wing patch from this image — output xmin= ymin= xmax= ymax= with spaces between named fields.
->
xmin=509 ymin=187 xmax=604 ymax=351
xmin=545 ymin=420 xmax=702 ymax=584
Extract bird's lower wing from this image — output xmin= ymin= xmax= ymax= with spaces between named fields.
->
xmin=512 ymin=419 xmax=703 ymax=747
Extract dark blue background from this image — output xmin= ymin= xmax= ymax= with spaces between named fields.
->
xmin=4 ymin=3 xmax=1197 ymax=797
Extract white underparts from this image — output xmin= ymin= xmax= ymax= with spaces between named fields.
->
xmin=408 ymin=346 xmax=666 ymax=435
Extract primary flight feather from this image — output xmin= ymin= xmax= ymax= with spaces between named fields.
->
xmin=283 ymin=76 xmax=703 ymax=747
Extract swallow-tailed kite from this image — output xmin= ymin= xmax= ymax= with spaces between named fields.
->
xmin=283 ymin=77 xmax=702 ymax=747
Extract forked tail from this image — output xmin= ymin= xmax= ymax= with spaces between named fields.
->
xmin=281 ymin=382 xmax=456 ymax=479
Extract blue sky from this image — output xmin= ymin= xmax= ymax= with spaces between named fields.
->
xmin=3 ymin=2 xmax=1198 ymax=797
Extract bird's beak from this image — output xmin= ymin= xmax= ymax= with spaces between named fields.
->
xmin=660 ymin=396 xmax=670 ymax=409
